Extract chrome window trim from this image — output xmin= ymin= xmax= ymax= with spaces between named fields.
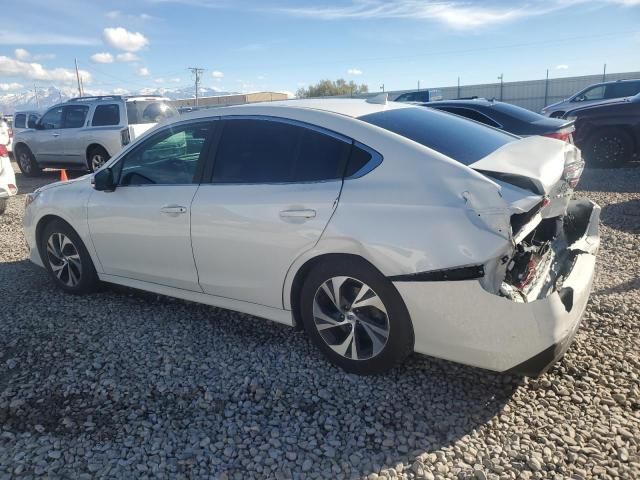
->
xmin=345 ymin=142 xmax=383 ymax=180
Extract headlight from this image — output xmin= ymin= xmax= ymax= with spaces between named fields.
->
xmin=24 ymin=191 xmax=40 ymax=209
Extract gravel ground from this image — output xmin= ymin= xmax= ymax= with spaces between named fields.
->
xmin=1 ymin=162 xmax=638 ymax=479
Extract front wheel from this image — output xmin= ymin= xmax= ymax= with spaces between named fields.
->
xmin=15 ymin=145 xmax=42 ymax=177
xmin=583 ymin=128 xmax=634 ymax=168
xmin=300 ymin=257 xmax=414 ymax=375
xmin=39 ymin=219 xmax=100 ymax=294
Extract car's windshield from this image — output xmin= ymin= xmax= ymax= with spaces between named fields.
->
xmin=125 ymin=100 xmax=178 ymax=125
xmin=359 ymin=106 xmax=516 ymax=165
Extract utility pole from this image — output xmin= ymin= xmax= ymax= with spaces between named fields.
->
xmin=457 ymin=76 xmax=461 ymax=98
xmin=498 ymin=73 xmax=504 ymax=101
xmin=417 ymin=80 xmax=420 ymax=90
xmin=33 ymin=85 xmax=40 ymax=108
xmin=380 ymin=83 xmax=385 ymax=92
xmin=602 ymin=63 xmax=607 ymax=83
xmin=188 ymin=67 xmax=205 ymax=107
xmin=74 ymin=58 xmax=83 ymax=97
xmin=544 ymin=69 xmax=549 ymax=107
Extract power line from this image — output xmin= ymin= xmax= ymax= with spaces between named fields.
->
xmin=188 ymin=67 xmax=205 ymax=106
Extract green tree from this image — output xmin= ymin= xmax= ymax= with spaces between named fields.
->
xmin=296 ymin=78 xmax=369 ymax=98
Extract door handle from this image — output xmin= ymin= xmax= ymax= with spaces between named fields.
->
xmin=160 ymin=205 xmax=188 ymax=215
xmin=51 ymin=133 xmax=60 ymax=137
xmin=279 ymin=209 xmax=316 ymax=219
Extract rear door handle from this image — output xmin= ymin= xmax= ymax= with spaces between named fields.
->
xmin=160 ymin=205 xmax=188 ymax=215
xmin=279 ymin=209 xmax=316 ymax=219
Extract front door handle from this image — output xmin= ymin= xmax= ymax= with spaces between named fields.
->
xmin=279 ymin=209 xmax=316 ymax=219
xmin=160 ymin=205 xmax=188 ymax=216
xmin=51 ymin=133 xmax=60 ymax=137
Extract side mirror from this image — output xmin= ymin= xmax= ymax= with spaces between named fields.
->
xmin=93 ymin=167 xmax=116 ymax=192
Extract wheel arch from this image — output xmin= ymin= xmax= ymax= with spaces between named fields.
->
xmin=287 ymin=252 xmax=388 ymax=329
xmin=13 ymin=141 xmax=32 ymax=155
xmin=86 ymin=143 xmax=111 ymax=161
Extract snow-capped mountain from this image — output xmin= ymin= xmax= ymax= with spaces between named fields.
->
xmin=0 ymin=85 xmax=237 ymax=114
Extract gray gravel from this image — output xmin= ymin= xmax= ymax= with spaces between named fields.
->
xmin=1 ymin=161 xmax=639 ymax=479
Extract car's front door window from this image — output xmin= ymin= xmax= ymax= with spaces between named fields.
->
xmin=574 ymin=85 xmax=605 ymax=102
xmin=40 ymin=107 xmax=63 ymax=130
xmin=117 ymin=122 xmax=211 ymax=186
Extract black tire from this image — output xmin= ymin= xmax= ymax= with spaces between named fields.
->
xmin=87 ymin=146 xmax=111 ymax=172
xmin=300 ymin=257 xmax=414 ymax=375
xmin=39 ymin=219 xmax=100 ymax=294
xmin=15 ymin=145 xmax=42 ymax=177
xmin=583 ymin=127 xmax=634 ymax=168
xmin=0 ymin=198 xmax=6 ymax=215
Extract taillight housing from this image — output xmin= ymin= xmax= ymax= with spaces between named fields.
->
xmin=121 ymin=128 xmax=131 ymax=147
xmin=544 ymin=126 xmax=574 ymax=143
xmin=563 ymin=148 xmax=584 ymax=189
xmin=0 ymin=145 xmax=8 ymax=157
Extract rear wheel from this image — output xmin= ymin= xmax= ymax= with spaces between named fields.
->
xmin=0 ymin=198 xmax=6 ymax=215
xmin=300 ymin=257 xmax=414 ymax=375
xmin=87 ymin=146 xmax=110 ymax=172
xmin=583 ymin=127 xmax=634 ymax=168
xmin=39 ymin=219 xmax=100 ymax=294
xmin=15 ymin=145 xmax=42 ymax=177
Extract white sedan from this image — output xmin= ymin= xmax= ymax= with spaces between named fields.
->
xmin=23 ymin=97 xmax=600 ymax=375
xmin=0 ymin=145 xmax=17 ymax=214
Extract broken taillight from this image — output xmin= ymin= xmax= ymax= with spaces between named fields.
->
xmin=563 ymin=148 xmax=584 ymax=189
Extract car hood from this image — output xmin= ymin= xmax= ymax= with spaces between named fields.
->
xmin=469 ymin=136 xmax=569 ymax=195
xmin=34 ymin=173 xmax=92 ymax=194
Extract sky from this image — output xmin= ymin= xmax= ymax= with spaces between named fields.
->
xmin=0 ymin=0 xmax=639 ymax=98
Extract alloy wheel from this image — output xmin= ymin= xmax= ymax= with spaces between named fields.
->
xmin=91 ymin=153 xmax=106 ymax=171
xmin=312 ymin=276 xmax=390 ymax=361
xmin=18 ymin=152 xmax=32 ymax=174
xmin=46 ymin=232 xmax=82 ymax=287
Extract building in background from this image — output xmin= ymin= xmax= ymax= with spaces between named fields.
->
xmin=170 ymin=92 xmax=289 ymax=109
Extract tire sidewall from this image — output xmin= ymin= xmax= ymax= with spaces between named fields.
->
xmin=39 ymin=220 xmax=99 ymax=294
xmin=16 ymin=146 xmax=41 ymax=177
xmin=300 ymin=257 xmax=414 ymax=375
xmin=88 ymin=146 xmax=110 ymax=172
xmin=585 ymin=128 xmax=633 ymax=168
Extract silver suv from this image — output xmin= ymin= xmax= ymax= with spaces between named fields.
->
xmin=541 ymin=79 xmax=640 ymax=118
xmin=14 ymin=95 xmax=178 ymax=176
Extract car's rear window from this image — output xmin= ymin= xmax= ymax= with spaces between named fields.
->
xmin=359 ymin=106 xmax=516 ymax=165
xmin=491 ymin=102 xmax=544 ymax=122
xmin=126 ymin=100 xmax=178 ymax=125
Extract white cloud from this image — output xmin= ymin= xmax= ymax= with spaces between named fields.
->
xmin=347 ymin=68 xmax=363 ymax=75
xmin=0 ymin=56 xmax=92 ymax=84
xmin=211 ymin=71 xmax=224 ymax=78
xmin=91 ymin=52 xmax=114 ymax=64
xmin=0 ymin=82 xmax=24 ymax=91
xmin=556 ymin=64 xmax=569 ymax=70
xmin=15 ymin=48 xmax=30 ymax=60
xmin=106 ymin=10 xmax=121 ymax=19
xmin=33 ymin=53 xmax=56 ymax=61
xmin=107 ymin=10 xmax=154 ymax=21
xmin=0 ymin=30 xmax=99 ymax=46
xmin=116 ymin=52 xmax=140 ymax=62
xmin=276 ymin=0 xmax=613 ymax=28
xmin=111 ymin=87 xmax=130 ymax=95
xmin=137 ymin=66 xmax=150 ymax=76
xmin=103 ymin=27 xmax=149 ymax=52
xmin=257 ymin=74 xmax=267 ymax=80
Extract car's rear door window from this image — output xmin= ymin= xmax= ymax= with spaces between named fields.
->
xmin=211 ymin=118 xmax=350 ymax=184
xmin=359 ymin=107 xmax=515 ymax=165
xmin=14 ymin=114 xmax=26 ymax=129
xmin=605 ymin=82 xmax=640 ymax=99
xmin=92 ymin=104 xmax=120 ymax=126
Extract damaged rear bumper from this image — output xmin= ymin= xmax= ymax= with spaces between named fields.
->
xmin=393 ymin=199 xmax=600 ymax=376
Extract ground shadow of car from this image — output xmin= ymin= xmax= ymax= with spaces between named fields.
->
xmin=0 ymin=259 xmax=521 ymax=478
xmin=600 ymin=199 xmax=640 ymax=234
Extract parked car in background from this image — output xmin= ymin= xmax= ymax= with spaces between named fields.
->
xmin=421 ymin=99 xmax=575 ymax=141
xmin=23 ymin=97 xmax=597 ymax=376
xmin=13 ymin=110 xmax=41 ymax=134
xmin=564 ymin=93 xmax=640 ymax=168
xmin=541 ymin=79 xmax=640 ymax=118
xmin=393 ymin=88 xmax=443 ymax=103
xmin=13 ymin=95 xmax=178 ymax=176
xmin=0 ymin=145 xmax=17 ymax=214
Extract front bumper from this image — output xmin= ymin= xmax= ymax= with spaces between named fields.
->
xmin=394 ymin=199 xmax=600 ymax=375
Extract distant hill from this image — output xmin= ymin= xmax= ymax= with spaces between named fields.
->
xmin=0 ymin=85 xmax=236 ymax=114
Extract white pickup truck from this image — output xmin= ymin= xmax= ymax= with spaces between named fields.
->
xmin=13 ymin=95 xmax=178 ymax=176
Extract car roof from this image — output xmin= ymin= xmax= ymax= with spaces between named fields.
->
xmin=422 ymin=99 xmax=496 ymax=108
xmin=179 ymin=97 xmax=412 ymax=121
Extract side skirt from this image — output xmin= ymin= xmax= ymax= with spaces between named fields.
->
xmin=99 ymin=273 xmax=295 ymax=327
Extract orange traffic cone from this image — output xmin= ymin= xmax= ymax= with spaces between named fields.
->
xmin=60 ymin=169 xmax=68 ymax=181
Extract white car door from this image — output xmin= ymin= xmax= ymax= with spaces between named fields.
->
xmin=190 ymin=117 xmax=352 ymax=309
xmin=87 ymin=121 xmax=214 ymax=291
